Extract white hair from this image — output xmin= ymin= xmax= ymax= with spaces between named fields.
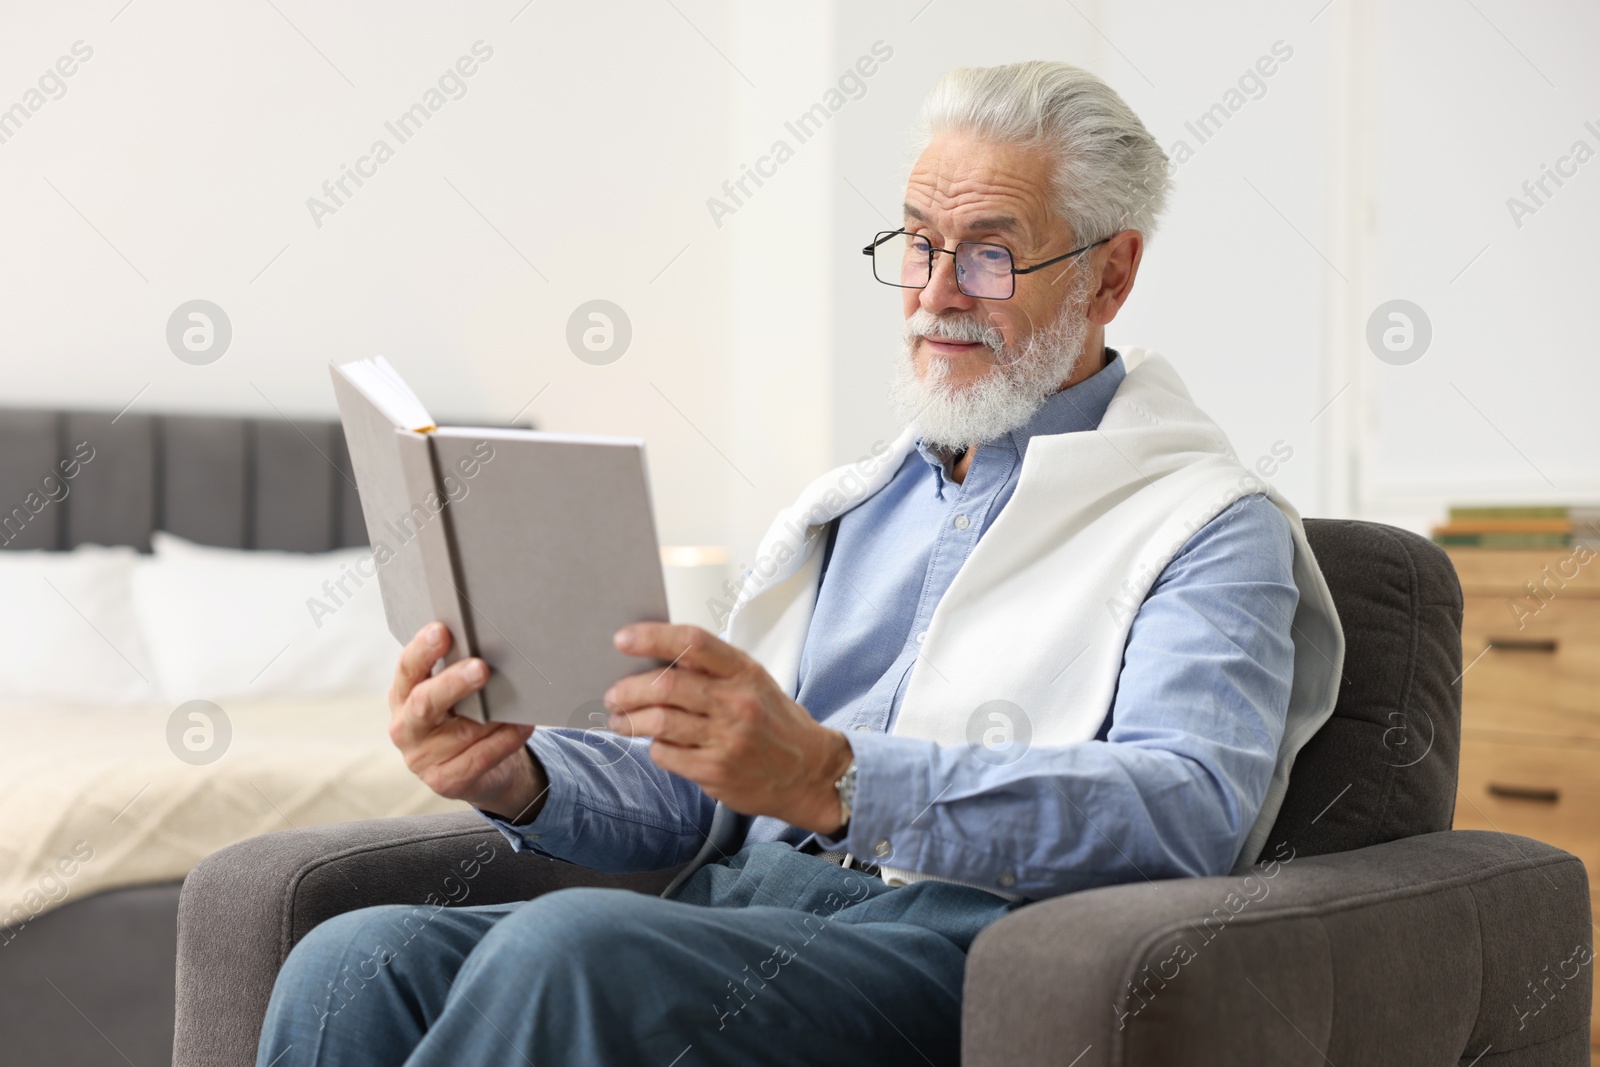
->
xmin=910 ymin=60 xmax=1171 ymax=245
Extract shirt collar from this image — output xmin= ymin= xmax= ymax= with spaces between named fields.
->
xmin=915 ymin=347 xmax=1126 ymax=477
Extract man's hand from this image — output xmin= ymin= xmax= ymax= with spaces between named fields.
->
xmin=388 ymin=622 xmax=548 ymax=823
xmin=604 ymin=623 xmax=854 ymax=836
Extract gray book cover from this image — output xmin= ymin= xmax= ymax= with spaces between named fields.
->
xmin=331 ymin=364 xmax=669 ymax=725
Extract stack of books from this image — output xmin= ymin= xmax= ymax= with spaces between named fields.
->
xmin=1432 ymin=505 xmax=1600 ymax=549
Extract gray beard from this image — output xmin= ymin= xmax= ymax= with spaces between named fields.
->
xmin=889 ymin=286 xmax=1095 ymax=452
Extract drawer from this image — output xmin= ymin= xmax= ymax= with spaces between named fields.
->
xmin=1460 ymin=598 xmax=1600 ymax=741
xmin=1447 ymin=546 xmax=1600 ymax=597
xmin=1454 ymin=735 xmax=1600 ymax=869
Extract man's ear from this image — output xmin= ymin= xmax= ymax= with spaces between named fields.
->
xmin=1088 ymin=230 xmax=1144 ymax=326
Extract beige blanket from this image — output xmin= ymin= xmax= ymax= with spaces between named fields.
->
xmin=0 ymin=694 xmax=465 ymax=929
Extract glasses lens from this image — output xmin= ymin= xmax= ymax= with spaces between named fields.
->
xmin=872 ymin=232 xmax=932 ymax=288
xmin=956 ymin=242 xmax=1014 ymax=298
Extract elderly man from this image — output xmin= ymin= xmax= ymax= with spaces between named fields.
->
xmin=258 ymin=60 xmax=1341 ymax=1066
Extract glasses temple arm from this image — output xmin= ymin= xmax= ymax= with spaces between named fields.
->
xmin=862 ymin=231 xmax=905 ymax=255
xmin=1012 ymin=236 xmax=1111 ymax=275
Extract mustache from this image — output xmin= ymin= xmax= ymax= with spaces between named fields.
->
xmin=903 ymin=310 xmax=1005 ymax=350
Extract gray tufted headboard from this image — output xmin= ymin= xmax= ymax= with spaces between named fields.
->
xmin=0 ymin=408 xmax=370 ymax=553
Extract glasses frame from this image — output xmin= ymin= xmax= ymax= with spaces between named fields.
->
xmin=861 ymin=229 xmax=1111 ymax=300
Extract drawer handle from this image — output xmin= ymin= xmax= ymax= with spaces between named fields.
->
xmin=1486 ymin=783 xmax=1560 ymax=803
xmin=1484 ymin=637 xmax=1559 ymax=653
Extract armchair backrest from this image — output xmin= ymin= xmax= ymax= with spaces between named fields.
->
xmin=1263 ymin=519 xmax=1464 ymax=859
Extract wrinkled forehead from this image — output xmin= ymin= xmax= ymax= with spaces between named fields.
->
xmin=902 ymin=134 xmax=1061 ymax=244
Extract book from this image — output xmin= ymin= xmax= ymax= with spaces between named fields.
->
xmin=331 ymin=357 xmax=670 ymax=726
xmin=1448 ymin=505 xmax=1571 ymax=521
xmin=1432 ymin=532 xmax=1573 ymax=549
xmin=1432 ymin=519 xmax=1573 ymax=535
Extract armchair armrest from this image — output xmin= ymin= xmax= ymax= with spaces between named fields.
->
xmin=962 ymin=830 xmax=1593 ymax=1067
xmin=174 ymin=811 xmax=680 ymax=1067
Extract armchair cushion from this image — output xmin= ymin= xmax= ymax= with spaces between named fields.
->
xmin=962 ymin=829 xmax=1593 ymax=1066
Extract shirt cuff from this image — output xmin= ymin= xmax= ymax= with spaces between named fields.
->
xmin=811 ymin=730 xmax=927 ymax=859
xmin=476 ymin=730 xmax=583 ymax=858
xmin=831 ymin=731 xmax=1036 ymax=897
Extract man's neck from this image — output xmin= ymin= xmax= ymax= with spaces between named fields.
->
xmin=950 ymin=447 xmax=974 ymax=484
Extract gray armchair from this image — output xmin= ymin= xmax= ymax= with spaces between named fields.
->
xmin=174 ymin=520 xmax=1594 ymax=1066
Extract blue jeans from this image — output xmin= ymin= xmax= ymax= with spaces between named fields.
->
xmin=256 ymin=841 xmax=1018 ymax=1066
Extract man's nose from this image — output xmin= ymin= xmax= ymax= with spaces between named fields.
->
xmin=920 ymin=250 xmax=976 ymax=315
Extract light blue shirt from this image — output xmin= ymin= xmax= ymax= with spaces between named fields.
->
xmin=488 ymin=350 xmax=1300 ymax=900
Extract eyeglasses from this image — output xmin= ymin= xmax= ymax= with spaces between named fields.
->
xmin=862 ymin=229 xmax=1109 ymax=300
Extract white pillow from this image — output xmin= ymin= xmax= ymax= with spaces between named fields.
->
xmin=131 ymin=532 xmax=397 ymax=703
xmin=0 ymin=544 xmax=159 ymax=706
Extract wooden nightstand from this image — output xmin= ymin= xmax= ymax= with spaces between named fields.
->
xmin=1445 ymin=547 xmax=1600 ymax=1059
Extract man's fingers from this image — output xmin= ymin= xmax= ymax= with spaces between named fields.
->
xmin=613 ymin=623 xmax=745 ymax=678
xmin=646 ymin=740 xmax=716 ymax=786
xmin=404 ymin=656 xmax=489 ymax=731
xmin=606 ymin=664 xmax=715 ymax=716
xmin=393 ymin=622 xmax=451 ymax=703
xmin=609 ymin=705 xmax=712 ymax=746
xmin=428 ymin=724 xmax=535 ymax=804
xmin=438 ymin=722 xmax=533 ymax=782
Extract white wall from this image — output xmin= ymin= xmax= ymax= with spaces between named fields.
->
xmin=1363 ymin=0 xmax=1600 ymax=523
xmin=0 ymin=0 xmax=743 ymax=554
xmin=2 ymin=0 xmax=1595 ymax=564
xmin=722 ymin=4 xmax=839 ymax=567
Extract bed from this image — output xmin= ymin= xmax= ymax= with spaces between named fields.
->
xmin=0 ymin=406 xmax=466 ymax=1066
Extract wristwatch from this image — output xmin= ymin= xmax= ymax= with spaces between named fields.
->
xmin=833 ymin=759 xmax=858 ymax=828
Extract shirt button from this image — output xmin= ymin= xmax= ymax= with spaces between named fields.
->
xmin=915 ymin=631 xmax=927 ymax=645
xmin=873 ymin=838 xmax=892 ymax=858
xmin=853 ymin=724 xmax=872 ymax=732
xmin=954 ymin=514 xmax=970 ymax=530
xmin=887 ymin=877 xmax=907 ymax=887
xmin=997 ymin=871 xmax=1016 ymax=888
